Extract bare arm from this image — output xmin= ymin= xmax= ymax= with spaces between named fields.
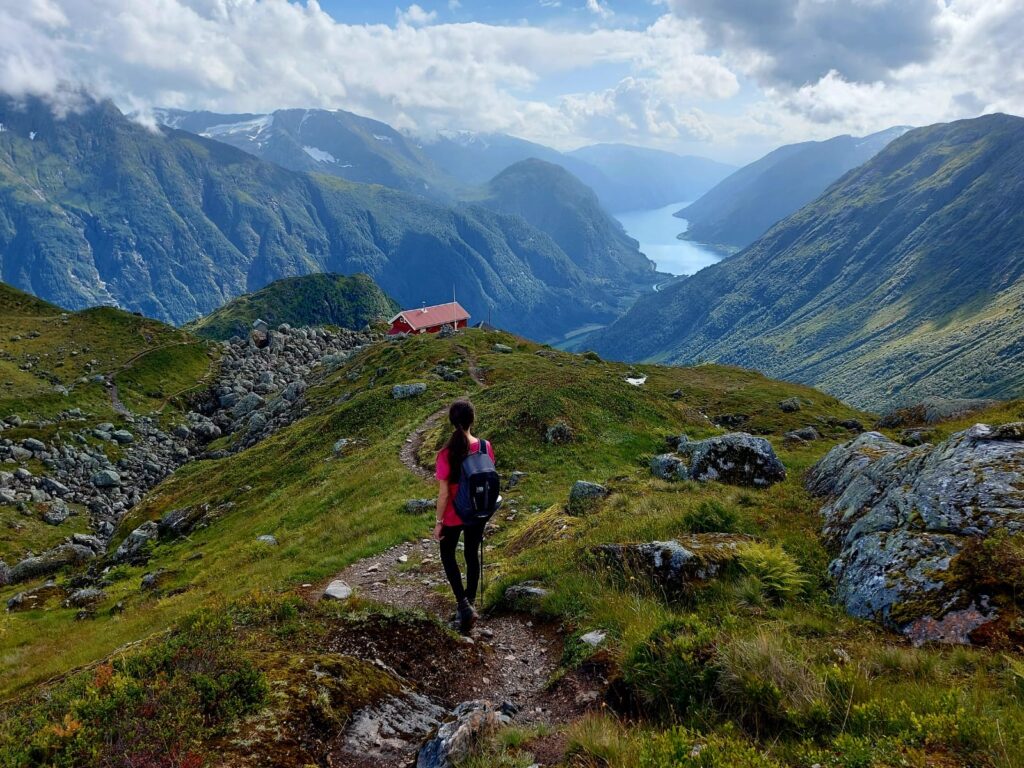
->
xmin=434 ymin=479 xmax=448 ymax=540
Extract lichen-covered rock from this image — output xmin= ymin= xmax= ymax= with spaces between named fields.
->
xmin=393 ymin=383 xmax=427 ymax=399
xmin=807 ymin=424 xmax=1024 ymax=645
xmin=544 ymin=421 xmax=575 ymax=445
xmin=404 ymin=499 xmax=435 ymax=515
xmin=416 ymin=700 xmax=515 ymax=768
xmin=114 ymin=521 xmax=159 ymax=563
xmin=594 ymin=534 xmax=752 ymax=595
xmin=568 ymin=481 xmax=608 ymax=515
xmin=650 ymin=453 xmax=686 ymax=481
xmin=674 ymin=432 xmax=786 ymax=487
xmin=778 ymin=397 xmax=802 ymax=413
xmin=9 ymin=544 xmax=96 ymax=583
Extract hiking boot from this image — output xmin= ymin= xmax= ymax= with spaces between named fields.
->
xmin=457 ymin=599 xmax=478 ymax=635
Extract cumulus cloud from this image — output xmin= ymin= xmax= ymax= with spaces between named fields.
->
xmin=0 ymin=0 xmax=740 ymax=148
xmin=1 ymin=0 xmax=1022 ymax=157
xmin=670 ymin=0 xmax=944 ymax=86
xmin=586 ymin=0 xmax=613 ymax=19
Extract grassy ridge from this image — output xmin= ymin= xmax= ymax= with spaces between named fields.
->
xmin=186 ymin=273 xmax=399 ymax=340
xmin=2 ymin=329 xmax=1021 ymax=766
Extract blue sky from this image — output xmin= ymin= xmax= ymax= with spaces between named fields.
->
xmin=3 ymin=0 xmax=1022 ymax=163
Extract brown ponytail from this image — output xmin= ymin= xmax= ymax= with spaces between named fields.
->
xmin=445 ymin=399 xmax=475 ymax=483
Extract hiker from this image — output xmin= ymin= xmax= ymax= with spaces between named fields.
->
xmin=434 ymin=399 xmax=500 ymax=634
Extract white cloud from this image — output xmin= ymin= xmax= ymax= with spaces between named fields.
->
xmin=1 ymin=0 xmax=1021 ymax=158
xmin=586 ymin=0 xmax=612 ymax=19
xmin=397 ymin=4 xmax=437 ymax=27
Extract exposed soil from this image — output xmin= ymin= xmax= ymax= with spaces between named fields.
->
xmin=320 ymin=538 xmax=608 ymax=767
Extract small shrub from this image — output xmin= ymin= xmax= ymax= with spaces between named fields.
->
xmin=582 ymin=351 xmax=603 ymax=363
xmin=621 ymin=617 xmax=718 ymax=719
xmin=638 ymin=725 xmax=784 ymax=768
xmin=715 ymin=631 xmax=828 ymax=736
xmin=736 ymin=543 xmax=806 ymax=603
xmin=682 ymin=500 xmax=739 ymax=534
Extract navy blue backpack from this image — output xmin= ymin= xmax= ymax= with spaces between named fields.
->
xmin=453 ymin=439 xmax=501 ymax=525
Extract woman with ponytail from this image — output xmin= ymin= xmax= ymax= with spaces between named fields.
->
xmin=434 ymin=399 xmax=495 ymax=634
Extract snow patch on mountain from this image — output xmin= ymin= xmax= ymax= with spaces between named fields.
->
xmin=302 ymin=145 xmax=337 ymax=163
xmin=202 ymin=115 xmax=273 ymax=139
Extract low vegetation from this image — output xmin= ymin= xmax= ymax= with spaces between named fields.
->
xmin=1 ymin=324 xmax=1021 ymax=767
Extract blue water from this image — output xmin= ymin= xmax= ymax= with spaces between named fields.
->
xmin=615 ymin=201 xmax=722 ymax=277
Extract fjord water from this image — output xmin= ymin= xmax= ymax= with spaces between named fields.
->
xmin=615 ymin=201 xmax=722 ymax=276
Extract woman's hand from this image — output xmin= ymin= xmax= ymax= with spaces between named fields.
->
xmin=433 ymin=521 xmax=444 ymax=542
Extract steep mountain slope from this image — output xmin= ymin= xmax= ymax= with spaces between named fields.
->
xmin=0 ymin=95 xmax=624 ymax=342
xmin=593 ymin=114 xmax=1024 ymax=409
xmin=478 ymin=159 xmax=656 ymax=285
xmin=678 ymin=126 xmax=908 ymax=251
xmin=155 ymin=107 xmax=452 ymax=197
xmin=568 ymin=143 xmax=734 ymax=212
xmin=186 ymin=273 xmax=399 ymax=340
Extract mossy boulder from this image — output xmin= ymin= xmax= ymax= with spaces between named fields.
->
xmin=807 ymin=423 xmax=1024 ymax=645
xmin=594 ymin=534 xmax=753 ymax=596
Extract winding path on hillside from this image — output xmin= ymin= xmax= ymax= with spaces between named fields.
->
xmin=322 ymin=354 xmax=603 ymax=766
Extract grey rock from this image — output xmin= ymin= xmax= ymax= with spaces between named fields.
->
xmin=807 ymin=424 xmax=1024 ymax=645
xmin=568 ymin=481 xmax=608 ymax=515
xmin=232 ymin=393 xmax=265 ymax=418
xmin=4 ymin=415 xmax=22 ymax=427
xmin=650 ymin=453 xmax=686 ymax=481
xmin=42 ymin=503 xmax=71 ymax=525
xmin=111 ymin=429 xmax=134 ymax=444
xmin=0 ymin=560 xmax=9 ymax=586
xmin=595 ymin=535 xmax=750 ymax=595
xmin=0 ymin=490 xmax=16 ymax=505
xmin=393 ymin=383 xmax=428 ymax=400
xmin=14 ymin=467 xmax=32 ymax=481
xmin=333 ymin=438 xmax=351 ymax=456
xmin=281 ymin=380 xmax=307 ymax=402
xmin=785 ymin=426 xmax=821 ymax=442
xmin=417 ymin=700 xmax=513 ymax=768
xmin=40 ymin=477 xmax=71 ymax=496
xmin=404 ymin=499 xmax=435 ymax=515
xmin=114 ymin=521 xmax=159 ymax=562
xmin=172 ymin=424 xmax=191 ymax=439
xmin=21 ymin=438 xmax=46 ymax=453
xmin=323 ymin=579 xmax=354 ymax=601
xmin=10 ymin=544 xmax=95 ymax=583
xmin=193 ymin=421 xmax=221 ymax=441
xmin=64 ymin=588 xmax=105 ymax=608
xmin=504 ymin=582 xmax=549 ymax=605
xmin=580 ymin=629 xmax=607 ymax=647
xmin=256 ymin=534 xmax=278 ymax=546
xmin=91 ymin=469 xmax=121 ymax=488
xmin=492 ymin=343 xmax=513 ymax=353
xmin=676 ymin=432 xmax=786 ymax=487
xmin=158 ymin=506 xmax=204 ymax=538
xmin=506 ymin=471 xmax=527 ymax=490
xmin=779 ymin=397 xmax=802 ymax=413
xmin=345 ymin=692 xmax=446 ymax=762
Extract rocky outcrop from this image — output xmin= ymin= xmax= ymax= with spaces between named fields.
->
xmin=807 ymin=424 xmax=1024 ymax=645
xmin=0 ymin=323 xmax=374 ymax=577
xmin=651 ymin=433 xmax=786 ymax=487
xmin=416 ymin=700 xmax=515 ymax=768
xmin=594 ymin=534 xmax=752 ymax=595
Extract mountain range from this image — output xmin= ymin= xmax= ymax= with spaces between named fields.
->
xmin=593 ymin=114 xmax=1024 ymax=409
xmin=677 ymin=126 xmax=909 ymax=251
xmin=0 ymin=95 xmax=653 ymax=342
xmin=154 ymin=108 xmax=734 ymax=213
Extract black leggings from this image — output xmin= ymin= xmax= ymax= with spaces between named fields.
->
xmin=439 ymin=524 xmax=484 ymax=604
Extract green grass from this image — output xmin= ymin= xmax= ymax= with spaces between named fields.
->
xmin=1 ymin=327 xmax=1021 ymax=766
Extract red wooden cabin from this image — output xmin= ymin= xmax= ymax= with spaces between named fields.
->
xmin=388 ymin=302 xmax=470 ymax=335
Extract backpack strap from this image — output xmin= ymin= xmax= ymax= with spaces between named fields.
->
xmin=476 ymin=439 xmax=488 ymax=455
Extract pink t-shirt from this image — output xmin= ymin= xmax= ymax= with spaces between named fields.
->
xmin=435 ymin=439 xmax=495 ymax=527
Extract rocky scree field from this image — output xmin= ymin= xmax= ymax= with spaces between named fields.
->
xmin=0 ymin=320 xmax=1022 ymax=768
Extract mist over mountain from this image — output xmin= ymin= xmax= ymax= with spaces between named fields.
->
xmin=677 ymin=126 xmax=909 ymax=251
xmin=593 ymin=114 xmax=1024 ymax=409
